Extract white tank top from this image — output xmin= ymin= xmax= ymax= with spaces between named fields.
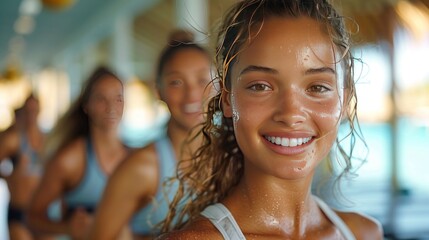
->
xmin=201 ymin=196 xmax=356 ymax=240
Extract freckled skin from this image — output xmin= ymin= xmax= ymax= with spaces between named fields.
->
xmin=226 ymin=17 xmax=343 ymax=180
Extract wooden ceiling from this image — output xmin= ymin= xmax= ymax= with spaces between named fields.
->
xmin=131 ymin=0 xmax=429 ymax=80
xmin=333 ymin=0 xmax=429 ymax=44
xmin=132 ymin=0 xmax=236 ymax=80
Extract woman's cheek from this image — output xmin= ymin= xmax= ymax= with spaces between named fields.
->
xmin=314 ymin=98 xmax=342 ymax=123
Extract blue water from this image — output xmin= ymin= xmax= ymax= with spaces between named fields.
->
xmin=352 ymin=118 xmax=429 ymax=192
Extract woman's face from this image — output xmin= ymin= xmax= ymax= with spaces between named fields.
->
xmin=159 ymin=48 xmax=212 ymax=132
xmin=223 ymin=17 xmax=345 ymax=180
xmin=84 ymin=75 xmax=124 ymax=130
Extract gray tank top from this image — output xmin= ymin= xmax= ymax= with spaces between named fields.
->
xmin=201 ymin=196 xmax=356 ymax=240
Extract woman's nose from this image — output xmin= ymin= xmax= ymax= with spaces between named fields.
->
xmin=185 ymin=83 xmax=203 ymax=102
xmin=272 ymin=89 xmax=307 ymax=127
xmin=106 ymin=100 xmax=116 ymax=113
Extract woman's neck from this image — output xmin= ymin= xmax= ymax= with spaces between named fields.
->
xmin=167 ymin=121 xmax=202 ymax=161
xmin=225 ymin=166 xmax=321 ymax=237
xmin=89 ymin=126 xmax=126 ymax=174
xmin=89 ymin=126 xmax=122 ymax=148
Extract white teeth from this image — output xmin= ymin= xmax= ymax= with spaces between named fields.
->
xmin=265 ymin=136 xmax=312 ymax=147
xmin=281 ymin=138 xmax=289 ymax=146
xmin=184 ymin=103 xmax=201 ymax=113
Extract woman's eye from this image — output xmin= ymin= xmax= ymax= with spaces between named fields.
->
xmin=249 ymin=83 xmax=271 ymax=91
xmin=308 ymin=85 xmax=331 ymax=93
xmin=169 ymin=79 xmax=182 ymax=86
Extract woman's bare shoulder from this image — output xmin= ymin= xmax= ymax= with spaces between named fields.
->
xmin=106 ymin=143 xmax=160 ymax=193
xmin=336 ymin=210 xmax=384 ymax=240
xmin=48 ymin=137 xmax=86 ymax=173
xmin=39 ymin=137 xmax=87 ymax=190
xmin=157 ymin=217 xmax=223 ymax=240
xmin=116 ymin=143 xmax=158 ymax=173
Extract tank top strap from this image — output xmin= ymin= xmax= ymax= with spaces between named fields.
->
xmin=202 ymin=199 xmax=356 ymax=240
xmin=84 ymin=137 xmax=106 ymax=181
xmin=154 ymin=136 xmax=176 ymax=182
xmin=129 ymin=135 xmax=178 ymax=235
xmin=201 ymin=203 xmax=246 ymax=240
xmin=86 ymin=137 xmax=95 ymax=162
xmin=63 ymin=137 xmax=106 ymax=213
xmin=313 ymin=196 xmax=356 ymax=240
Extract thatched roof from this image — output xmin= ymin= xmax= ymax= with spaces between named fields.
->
xmin=333 ymin=0 xmax=429 ymax=44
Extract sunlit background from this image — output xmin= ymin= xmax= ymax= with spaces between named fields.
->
xmin=0 ymin=0 xmax=428 ymax=239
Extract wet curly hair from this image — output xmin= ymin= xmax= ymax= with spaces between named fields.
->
xmin=161 ymin=0 xmax=361 ymax=232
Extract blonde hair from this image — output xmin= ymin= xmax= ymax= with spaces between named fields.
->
xmin=161 ymin=0 xmax=360 ymax=232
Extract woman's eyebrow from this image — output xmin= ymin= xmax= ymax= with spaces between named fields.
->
xmin=304 ymin=67 xmax=336 ymax=75
xmin=239 ymin=65 xmax=279 ymax=76
xmin=239 ymin=65 xmax=336 ymax=76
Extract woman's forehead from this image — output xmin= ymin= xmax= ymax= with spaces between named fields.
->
xmin=232 ymin=17 xmax=339 ymax=76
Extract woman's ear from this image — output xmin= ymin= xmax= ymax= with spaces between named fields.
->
xmin=221 ymin=89 xmax=233 ymax=118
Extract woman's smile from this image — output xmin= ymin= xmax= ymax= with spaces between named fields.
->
xmin=262 ymin=134 xmax=314 ymax=156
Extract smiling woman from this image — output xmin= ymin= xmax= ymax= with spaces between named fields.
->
xmin=88 ymin=29 xmax=214 ymax=240
xmin=158 ymin=1 xmax=383 ymax=239
xmin=226 ymin=18 xmax=344 ymax=178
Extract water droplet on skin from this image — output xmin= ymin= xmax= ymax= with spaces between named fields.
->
xmin=232 ymin=110 xmax=240 ymax=122
xmin=264 ymin=215 xmax=280 ymax=227
xmin=230 ymin=93 xmax=240 ymax=122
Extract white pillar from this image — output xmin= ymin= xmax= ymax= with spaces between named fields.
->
xmin=110 ymin=14 xmax=134 ymax=81
xmin=64 ymin=60 xmax=81 ymax=100
xmin=175 ymin=0 xmax=209 ymax=45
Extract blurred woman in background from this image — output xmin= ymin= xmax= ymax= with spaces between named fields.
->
xmin=88 ymin=30 xmax=214 ymax=240
xmin=0 ymin=95 xmax=51 ymax=240
xmin=28 ymin=66 xmax=131 ymax=240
